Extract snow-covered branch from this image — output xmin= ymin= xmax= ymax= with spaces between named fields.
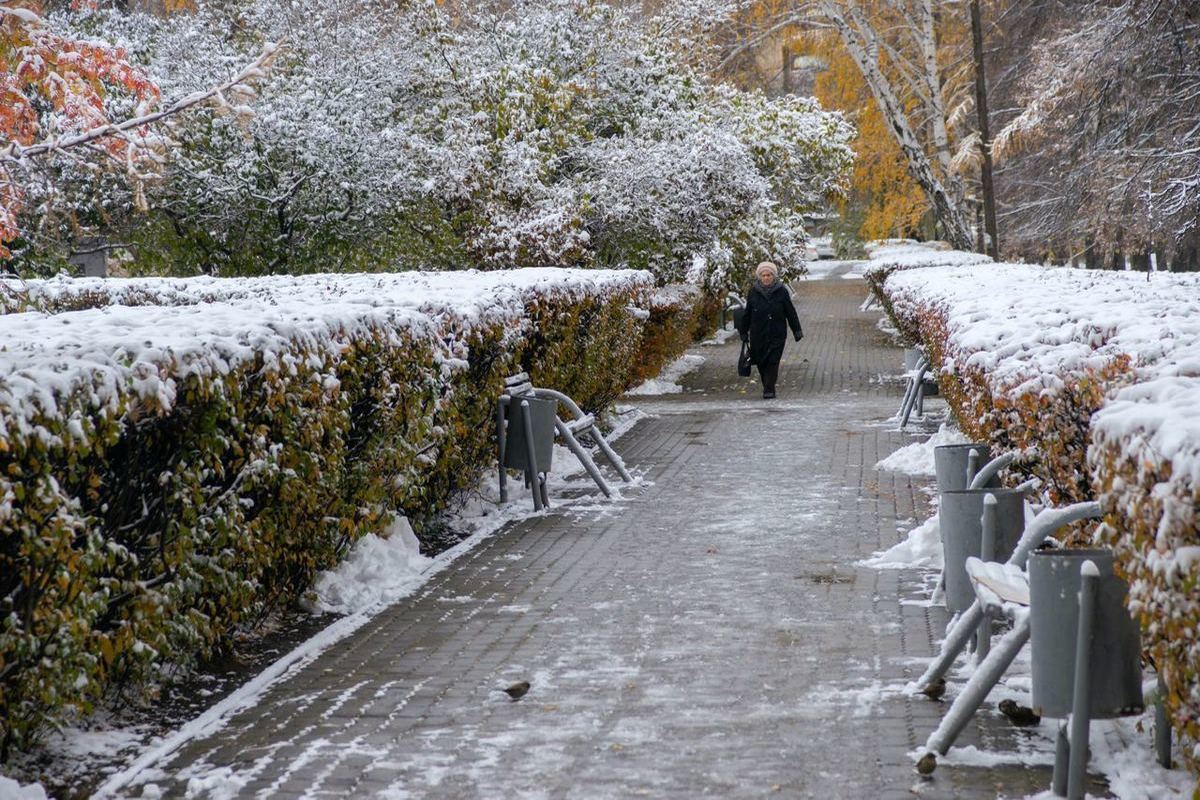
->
xmin=1 ymin=43 xmax=280 ymax=165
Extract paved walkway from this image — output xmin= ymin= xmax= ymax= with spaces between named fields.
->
xmin=121 ymin=278 xmax=1059 ymax=799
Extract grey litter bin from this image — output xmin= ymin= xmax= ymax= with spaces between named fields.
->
xmin=1028 ymin=548 xmax=1143 ymax=719
xmin=940 ymin=488 xmax=1026 ymax=612
xmin=731 ymin=305 xmax=746 ymax=332
xmin=934 ymin=443 xmax=1000 ymax=493
xmin=503 ymin=395 xmax=556 ymax=473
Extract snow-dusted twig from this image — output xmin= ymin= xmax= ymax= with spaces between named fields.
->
xmin=0 ymin=43 xmax=281 ymax=166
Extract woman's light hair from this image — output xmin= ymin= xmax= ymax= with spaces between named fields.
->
xmin=755 ymin=261 xmax=779 ymax=279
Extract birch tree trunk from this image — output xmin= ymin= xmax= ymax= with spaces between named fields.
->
xmin=819 ymin=0 xmax=974 ymax=250
xmin=916 ymin=0 xmax=954 ymax=184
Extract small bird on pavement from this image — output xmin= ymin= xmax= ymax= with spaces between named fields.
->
xmin=920 ymin=678 xmax=946 ymax=701
xmin=498 ymin=681 xmax=531 ymax=700
xmin=998 ymin=698 xmax=1041 ymax=726
xmin=916 ymin=752 xmax=937 ymax=775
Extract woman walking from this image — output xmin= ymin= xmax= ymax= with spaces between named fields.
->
xmin=737 ymin=261 xmax=803 ymax=399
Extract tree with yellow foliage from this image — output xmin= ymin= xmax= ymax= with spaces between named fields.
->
xmin=718 ymin=0 xmax=982 ymax=251
xmin=807 ymin=32 xmax=927 ymax=244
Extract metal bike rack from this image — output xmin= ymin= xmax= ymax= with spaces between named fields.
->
xmin=498 ymin=373 xmax=633 ymax=511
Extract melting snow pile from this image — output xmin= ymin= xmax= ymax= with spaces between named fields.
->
xmin=627 ymin=353 xmax=705 ymax=395
xmin=874 ymin=424 xmax=967 ymax=476
xmin=304 ymin=517 xmax=432 ymax=615
xmin=0 ymin=775 xmax=47 ymax=800
xmin=861 ymin=514 xmax=941 ymax=570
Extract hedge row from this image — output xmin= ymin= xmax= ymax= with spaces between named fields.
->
xmin=862 ymin=240 xmax=993 ymax=284
xmin=0 ymin=268 xmax=700 ymax=759
xmin=1091 ymin=379 xmax=1200 ymax=768
xmin=861 ymin=242 xmax=992 ymax=346
xmin=871 ymin=254 xmax=1200 ymax=770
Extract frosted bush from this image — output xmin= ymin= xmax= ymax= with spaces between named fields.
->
xmin=24 ymin=0 xmax=854 ymax=289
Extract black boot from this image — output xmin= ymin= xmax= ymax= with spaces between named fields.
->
xmin=760 ymin=362 xmax=778 ymax=398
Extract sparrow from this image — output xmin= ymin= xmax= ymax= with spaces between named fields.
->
xmin=916 ymin=752 xmax=937 ymax=775
xmin=498 ymin=680 xmax=531 ymax=700
xmin=998 ymin=698 xmax=1041 ymax=726
xmin=920 ymin=677 xmax=946 ymax=701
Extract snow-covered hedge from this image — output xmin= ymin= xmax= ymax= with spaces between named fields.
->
xmin=863 ymin=241 xmax=993 ymax=278
xmin=862 ymin=242 xmax=993 ymax=344
xmin=0 ymin=268 xmax=686 ymax=758
xmin=625 ymin=284 xmax=713 ymax=388
xmin=1091 ymin=379 xmax=1200 ymax=768
xmin=872 ymin=256 xmax=1200 ymax=769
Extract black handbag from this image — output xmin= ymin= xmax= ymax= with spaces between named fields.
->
xmin=737 ymin=340 xmax=752 ymax=377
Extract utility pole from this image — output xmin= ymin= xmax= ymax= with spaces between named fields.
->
xmin=970 ymin=0 xmax=999 ymax=259
xmin=782 ymin=43 xmax=793 ymax=95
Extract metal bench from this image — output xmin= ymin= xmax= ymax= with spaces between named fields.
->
xmin=916 ymin=500 xmax=1102 ymax=766
xmin=897 ymin=349 xmax=940 ymax=428
xmin=497 ymin=373 xmax=633 ymax=511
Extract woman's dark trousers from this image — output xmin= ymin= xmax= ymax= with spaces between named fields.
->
xmin=758 ymin=360 xmax=780 ymax=394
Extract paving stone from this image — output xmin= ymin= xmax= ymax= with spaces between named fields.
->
xmin=124 ymin=279 xmax=1071 ymax=799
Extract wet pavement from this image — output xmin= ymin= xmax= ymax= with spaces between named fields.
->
xmin=112 ymin=277 xmax=1066 ymax=799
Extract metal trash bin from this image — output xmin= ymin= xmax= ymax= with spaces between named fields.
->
xmin=731 ymin=305 xmax=746 ymax=333
xmin=1028 ymin=548 xmax=1143 ymax=719
xmin=940 ymin=488 xmax=1025 ymax=612
xmin=503 ymin=395 xmax=556 ymax=473
xmin=934 ymin=443 xmax=999 ymax=493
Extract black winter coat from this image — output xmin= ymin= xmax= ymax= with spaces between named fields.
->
xmin=737 ymin=281 xmax=802 ymax=366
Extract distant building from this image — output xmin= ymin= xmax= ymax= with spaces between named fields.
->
xmin=754 ymin=43 xmax=827 ymax=97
